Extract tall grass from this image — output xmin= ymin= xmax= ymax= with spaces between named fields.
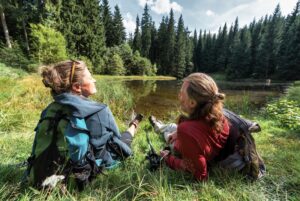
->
xmin=0 ymin=67 xmax=299 ymax=200
xmin=92 ymin=79 xmax=134 ymax=120
xmin=224 ymin=92 xmax=254 ymax=116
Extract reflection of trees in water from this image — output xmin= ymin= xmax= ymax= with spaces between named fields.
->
xmin=131 ymin=80 xmax=181 ymax=119
xmin=93 ymin=79 xmax=283 ymax=119
xmin=125 ymin=80 xmax=157 ymax=103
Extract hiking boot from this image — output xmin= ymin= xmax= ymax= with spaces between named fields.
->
xmin=149 ymin=115 xmax=158 ymax=128
xmin=148 ymin=115 xmax=165 ymax=132
xmin=248 ymin=122 xmax=261 ymax=133
xmin=129 ymin=113 xmax=144 ymax=128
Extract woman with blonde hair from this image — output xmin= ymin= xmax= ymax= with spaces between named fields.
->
xmin=25 ymin=60 xmax=142 ymax=189
xmin=153 ymin=73 xmax=229 ymax=181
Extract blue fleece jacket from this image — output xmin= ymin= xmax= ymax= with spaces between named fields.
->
xmin=54 ymin=93 xmax=132 ymax=166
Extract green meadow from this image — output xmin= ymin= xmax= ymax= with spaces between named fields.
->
xmin=0 ymin=64 xmax=299 ymax=200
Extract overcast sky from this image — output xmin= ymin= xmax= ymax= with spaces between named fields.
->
xmin=108 ymin=0 xmax=298 ymax=35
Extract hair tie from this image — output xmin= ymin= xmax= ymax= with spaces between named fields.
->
xmin=211 ymin=93 xmax=220 ymax=103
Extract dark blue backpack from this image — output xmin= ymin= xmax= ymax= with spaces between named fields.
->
xmin=218 ymin=109 xmax=266 ymax=180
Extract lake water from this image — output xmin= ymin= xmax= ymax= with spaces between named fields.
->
xmin=107 ymin=79 xmax=290 ymax=119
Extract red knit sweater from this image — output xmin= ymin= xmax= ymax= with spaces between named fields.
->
xmin=165 ymin=118 xmax=229 ymax=181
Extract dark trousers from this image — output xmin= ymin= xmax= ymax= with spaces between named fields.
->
xmin=120 ymin=131 xmax=133 ymax=147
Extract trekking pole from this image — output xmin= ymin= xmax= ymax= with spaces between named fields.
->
xmin=145 ymin=130 xmax=161 ymax=171
xmin=146 ymin=130 xmax=156 ymax=154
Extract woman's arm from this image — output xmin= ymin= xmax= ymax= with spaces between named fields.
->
xmin=173 ymin=124 xmax=209 ymax=181
xmin=161 ymin=151 xmax=187 ymax=170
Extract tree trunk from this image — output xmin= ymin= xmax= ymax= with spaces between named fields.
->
xmin=0 ymin=6 xmax=12 ymax=48
xmin=22 ymin=19 xmax=30 ymax=53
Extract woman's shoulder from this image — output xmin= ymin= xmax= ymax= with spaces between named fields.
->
xmin=178 ymin=119 xmax=207 ymax=133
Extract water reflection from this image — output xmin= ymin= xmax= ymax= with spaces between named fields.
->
xmin=102 ymin=79 xmax=289 ymax=119
xmin=124 ymin=80 xmax=181 ymax=120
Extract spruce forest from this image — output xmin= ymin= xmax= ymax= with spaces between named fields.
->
xmin=0 ymin=0 xmax=300 ymax=80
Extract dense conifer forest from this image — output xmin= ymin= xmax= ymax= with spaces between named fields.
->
xmin=0 ymin=0 xmax=299 ymax=80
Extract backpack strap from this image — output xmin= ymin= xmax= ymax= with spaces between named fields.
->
xmin=223 ymin=109 xmax=257 ymax=134
xmin=23 ymin=105 xmax=70 ymax=187
xmin=33 ymin=111 xmax=70 ymax=188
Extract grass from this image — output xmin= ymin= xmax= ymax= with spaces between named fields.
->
xmin=0 ymin=65 xmax=299 ymax=200
xmin=0 ymin=63 xmax=28 ymax=78
xmin=97 ymin=75 xmax=176 ymax=80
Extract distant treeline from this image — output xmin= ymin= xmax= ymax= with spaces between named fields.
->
xmin=0 ymin=0 xmax=299 ymax=80
xmin=131 ymin=2 xmax=300 ymax=80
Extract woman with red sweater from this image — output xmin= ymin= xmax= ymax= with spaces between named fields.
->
xmin=154 ymin=73 xmax=229 ymax=181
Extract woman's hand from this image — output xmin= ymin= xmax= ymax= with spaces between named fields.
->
xmin=160 ymin=150 xmax=170 ymax=160
xmin=167 ymin=131 xmax=178 ymax=144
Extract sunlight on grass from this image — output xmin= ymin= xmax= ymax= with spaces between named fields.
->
xmin=0 ymin=71 xmax=299 ymax=200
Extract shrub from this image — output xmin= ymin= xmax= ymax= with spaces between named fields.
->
xmin=265 ymin=98 xmax=300 ymax=130
xmin=0 ymin=43 xmax=32 ymax=71
xmin=30 ymin=24 xmax=67 ymax=65
xmin=130 ymin=51 xmax=156 ymax=76
xmin=105 ymin=53 xmax=125 ymax=75
xmin=101 ymin=45 xmax=156 ymax=76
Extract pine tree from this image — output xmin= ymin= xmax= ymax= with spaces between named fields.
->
xmin=141 ymin=4 xmax=151 ymax=58
xmin=216 ymin=23 xmax=227 ymax=71
xmin=225 ymin=18 xmax=239 ymax=71
xmin=283 ymin=18 xmax=300 ymax=80
xmin=102 ymin=0 xmax=114 ymax=47
xmin=60 ymin=0 xmax=80 ymax=54
xmin=157 ymin=16 xmax=168 ymax=74
xmin=128 ymin=33 xmax=133 ymax=47
xmin=192 ymin=29 xmax=198 ymax=71
xmin=210 ymin=33 xmax=218 ymax=72
xmin=149 ymin=21 xmax=158 ymax=64
xmin=195 ymin=30 xmax=203 ymax=72
xmin=202 ymin=31 xmax=215 ymax=72
xmin=277 ymin=1 xmax=300 ymax=79
xmin=227 ymin=27 xmax=251 ymax=79
xmin=174 ymin=15 xmax=186 ymax=78
xmin=249 ymin=18 xmax=262 ymax=77
xmin=256 ymin=4 xmax=283 ymax=78
xmin=166 ymin=9 xmax=176 ymax=75
xmin=185 ymin=28 xmax=193 ymax=76
xmin=60 ymin=0 xmax=105 ymax=71
xmin=40 ymin=0 xmax=62 ymax=28
xmin=132 ymin=15 xmax=142 ymax=53
xmin=82 ymin=0 xmax=105 ymax=70
xmin=112 ymin=5 xmax=126 ymax=46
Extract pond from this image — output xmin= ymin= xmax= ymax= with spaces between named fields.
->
xmin=104 ymin=79 xmax=290 ymax=119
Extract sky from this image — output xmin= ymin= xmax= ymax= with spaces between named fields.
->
xmin=108 ymin=0 xmax=299 ymax=35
